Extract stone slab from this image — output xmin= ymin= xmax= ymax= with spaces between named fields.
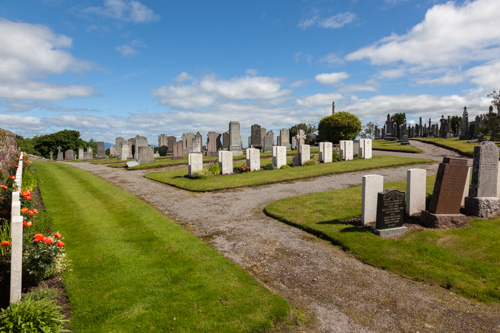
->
xmin=376 ymin=189 xmax=405 ymax=230
xmin=246 ymin=148 xmax=260 ymax=171
xmin=429 ymin=157 xmax=469 ymax=214
xmin=319 ymin=142 xmax=332 ymax=163
xmin=272 ymin=146 xmax=286 ymax=169
xmin=371 ymin=226 xmax=408 ymax=239
xmin=464 ymin=196 xmax=500 ymax=218
xmin=420 ymin=210 xmax=468 ymax=229
xmin=126 ymin=161 xmax=139 ymax=168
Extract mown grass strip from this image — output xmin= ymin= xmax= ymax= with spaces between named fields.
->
xmin=372 ymin=140 xmax=423 ymax=153
xmin=411 ymin=137 xmax=500 ymax=157
xmin=145 ymin=155 xmax=434 ymax=192
xmin=34 ymin=162 xmax=290 ymax=332
xmin=264 ymin=176 xmax=500 ymax=303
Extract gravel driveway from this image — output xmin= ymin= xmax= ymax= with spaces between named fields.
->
xmin=69 ymin=141 xmax=499 ymax=332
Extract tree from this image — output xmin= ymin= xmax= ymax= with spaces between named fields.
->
xmin=488 ymin=90 xmax=500 ymax=112
xmin=318 ymin=112 xmax=361 ymax=144
xmin=391 ymin=113 xmax=406 ymax=138
xmin=451 ymin=116 xmax=462 ymax=135
xmin=360 ymin=121 xmax=377 ymax=139
xmin=480 ymin=90 xmax=500 ymax=140
xmin=289 ymin=122 xmax=317 ymax=144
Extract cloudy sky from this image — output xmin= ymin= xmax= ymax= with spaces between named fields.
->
xmin=0 ymin=0 xmax=499 ymax=144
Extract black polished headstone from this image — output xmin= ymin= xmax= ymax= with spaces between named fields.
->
xmin=376 ymin=189 xmax=405 ymax=230
xmin=159 ymin=146 xmax=167 ymax=157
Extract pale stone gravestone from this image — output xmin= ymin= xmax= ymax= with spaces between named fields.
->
xmin=361 ymin=174 xmax=384 ymax=225
xmin=293 ymin=144 xmax=310 ymax=166
xmin=462 ymin=167 xmax=471 ymax=207
xmin=159 ymin=146 xmax=167 ymax=156
xmin=138 ymin=146 xmax=155 ymax=164
xmin=246 ymin=148 xmax=260 ymax=171
xmin=185 ymin=133 xmax=195 ymax=153
xmin=406 ymin=169 xmax=426 ymax=216
xmin=272 ymin=146 xmax=286 ymax=169
xmin=373 ymin=189 xmax=408 ymax=238
xmin=339 ymin=140 xmax=353 ymax=161
xmin=229 ymin=121 xmax=243 ymax=156
xmin=67 ymin=149 xmax=75 ymax=160
xmin=319 ymin=142 xmax=332 ymax=163
xmin=364 ymin=139 xmax=372 ymax=159
xmin=49 ymin=151 xmax=53 ymax=160
xmin=296 ymin=129 xmax=306 ymax=147
xmin=84 ymin=147 xmax=93 ymax=160
xmin=222 ymin=131 xmax=229 ymax=150
xmin=465 ymin=141 xmax=500 ymax=217
xmin=251 ymin=124 xmax=262 ymax=149
xmin=261 ymin=128 xmax=266 ymax=144
xmin=116 ymin=137 xmax=124 ymax=159
xmin=56 ymin=146 xmax=63 ymax=161
xmin=128 ymin=138 xmax=136 ymax=158
xmin=96 ymin=142 xmax=106 ymax=159
xmin=188 ymin=153 xmax=203 ymax=177
xmin=158 ymin=134 xmax=168 ymax=147
xmin=218 ymin=150 xmax=233 ymax=175
xmin=248 ymin=136 xmax=251 ymax=148
xmin=420 ymin=157 xmax=468 ymax=228
xmin=193 ymin=132 xmax=202 ymax=153
xmin=280 ymin=128 xmax=290 ymax=150
xmin=353 ymin=141 xmax=360 ymax=156
xmin=78 ymin=147 xmax=84 ymax=160
xmin=206 ymin=132 xmax=222 ymax=157
xmin=121 ymin=144 xmax=129 ymax=161
xmin=263 ymin=131 xmax=273 ymax=153
xmin=109 ymin=146 xmax=116 ymax=158
xmin=291 ymin=137 xmax=297 ymax=150
xmin=358 ymin=139 xmax=365 ymax=157
xmin=126 ymin=161 xmax=140 ymax=168
xmin=173 ymin=141 xmax=183 ymax=159
xmin=167 ymin=136 xmax=176 ymax=156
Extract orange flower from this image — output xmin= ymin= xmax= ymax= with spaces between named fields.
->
xmin=33 ymin=234 xmax=44 ymax=241
xmin=28 ymin=210 xmax=34 ymax=215
xmin=44 ymin=238 xmax=53 ymax=245
xmin=32 ymin=209 xmax=38 ymax=214
xmin=22 ymin=190 xmax=30 ymax=197
xmin=1 ymin=240 xmax=10 ymax=247
xmin=9 ymin=176 xmax=15 ymax=180
xmin=54 ymin=233 xmax=61 ymax=239
xmin=21 ymin=208 xmax=28 ymax=214
xmin=57 ymin=241 xmax=65 ymax=248
xmin=26 ymin=196 xmax=31 ymax=201
xmin=0 ymin=185 xmax=7 ymax=190
xmin=26 ymin=221 xmax=32 ymax=227
xmin=0 ymin=196 xmax=3 ymax=200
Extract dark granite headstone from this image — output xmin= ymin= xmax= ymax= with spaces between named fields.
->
xmin=251 ymin=124 xmax=262 ymax=148
xmin=158 ymin=146 xmax=168 ymax=157
xmin=376 ymin=189 xmax=405 ymax=230
xmin=222 ymin=131 xmax=229 ymax=150
xmin=429 ymin=157 xmax=468 ymax=214
xmin=401 ymin=135 xmax=409 ymax=145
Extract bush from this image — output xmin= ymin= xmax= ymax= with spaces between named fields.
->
xmin=263 ymin=163 xmax=274 ymax=170
xmin=318 ymin=112 xmax=361 ymax=144
xmin=280 ymin=165 xmax=291 ymax=169
xmin=207 ymin=160 xmax=220 ymax=175
xmin=189 ymin=169 xmax=212 ymax=179
xmin=332 ymin=149 xmax=340 ymax=162
xmin=233 ymin=166 xmax=250 ymax=173
xmin=0 ymin=293 xmax=68 ymax=332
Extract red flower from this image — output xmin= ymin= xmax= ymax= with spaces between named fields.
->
xmin=57 ymin=241 xmax=65 ymax=248
xmin=28 ymin=210 xmax=34 ymax=215
xmin=26 ymin=221 xmax=32 ymax=227
xmin=33 ymin=234 xmax=44 ymax=241
xmin=32 ymin=209 xmax=38 ymax=214
xmin=23 ymin=221 xmax=27 ymax=226
xmin=0 ymin=185 xmax=7 ymax=190
xmin=54 ymin=233 xmax=61 ymax=239
xmin=26 ymin=196 xmax=31 ymax=201
xmin=9 ymin=176 xmax=15 ymax=180
xmin=21 ymin=208 xmax=28 ymax=214
xmin=1 ymin=241 xmax=10 ymax=247
xmin=44 ymin=238 xmax=53 ymax=245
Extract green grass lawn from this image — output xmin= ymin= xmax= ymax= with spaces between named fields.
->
xmin=411 ymin=137 xmax=496 ymax=157
xmin=372 ymin=140 xmax=423 ymax=153
xmin=145 ymin=155 xmax=433 ymax=192
xmin=34 ymin=162 xmax=291 ymax=332
xmin=264 ymin=176 xmax=500 ymax=303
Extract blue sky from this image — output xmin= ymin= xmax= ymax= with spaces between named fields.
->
xmin=1 ymin=0 xmax=499 ymax=144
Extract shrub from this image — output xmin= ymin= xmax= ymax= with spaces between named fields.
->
xmin=233 ymin=166 xmax=250 ymax=173
xmin=22 ymin=232 xmax=65 ymax=285
xmin=332 ymin=149 xmax=340 ymax=162
xmin=263 ymin=163 xmax=274 ymax=170
xmin=318 ymin=112 xmax=361 ymax=144
xmin=22 ymin=168 xmax=37 ymax=192
xmin=280 ymin=165 xmax=291 ymax=169
xmin=207 ymin=160 xmax=220 ymax=175
xmin=189 ymin=169 xmax=212 ymax=179
xmin=0 ymin=294 xmax=68 ymax=332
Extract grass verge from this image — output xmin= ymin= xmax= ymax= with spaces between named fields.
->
xmin=372 ymin=140 xmax=423 ymax=153
xmin=34 ymin=162 xmax=290 ymax=332
xmin=145 ymin=155 xmax=433 ymax=192
xmin=264 ymin=176 xmax=500 ymax=303
xmin=411 ymin=137 xmax=497 ymax=157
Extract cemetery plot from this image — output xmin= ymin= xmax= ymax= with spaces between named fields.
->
xmin=372 ymin=140 xmax=423 ymax=153
xmin=34 ymin=162 xmax=290 ymax=332
xmin=264 ymin=176 xmax=500 ymax=303
xmin=145 ymin=155 xmax=433 ymax=192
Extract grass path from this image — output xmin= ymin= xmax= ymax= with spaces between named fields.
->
xmin=35 ymin=162 xmax=290 ymax=332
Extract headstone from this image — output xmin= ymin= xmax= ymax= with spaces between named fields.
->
xmin=272 ymin=146 xmax=286 ymax=169
xmin=359 ymin=139 xmax=365 ymax=157
xmin=159 ymin=146 xmax=168 ymax=156
xmin=246 ymin=148 xmax=260 ymax=171
xmin=364 ymin=139 xmax=372 ymax=159
xmin=229 ymin=121 xmax=243 ymax=156
xmin=96 ymin=142 xmax=106 ymax=159
xmin=138 ymin=146 xmax=155 ymax=164
xmin=49 ymin=151 xmax=53 ymax=160
xmin=401 ymin=135 xmax=409 ymax=145
xmin=158 ymin=134 xmax=168 ymax=147
xmin=295 ymin=129 xmax=306 ymax=147
xmin=181 ymin=133 xmax=187 ymax=153
xmin=109 ymin=146 xmax=116 ymax=158
xmin=116 ymin=137 xmax=124 ymax=159
xmin=353 ymin=141 xmax=360 ymax=156
xmin=167 ymin=136 xmax=176 ymax=156
xmin=406 ymin=169 xmax=426 ymax=216
xmin=65 ymin=149 xmax=75 ymax=160
xmin=128 ymin=138 xmax=136 ymax=158
xmin=56 ymin=146 xmax=63 ymax=161
xmin=251 ymin=124 xmax=262 ymax=148
xmin=9 ymin=197 xmax=23 ymax=303
xmin=186 ymin=133 xmax=195 ymax=153
xmin=218 ymin=150 xmax=233 ymax=175
xmin=188 ymin=153 xmax=203 ymax=176
xmin=222 ymin=131 xmax=230 ymax=150
xmin=261 ymin=128 xmax=266 ymax=144
xmin=263 ymin=131 xmax=273 ymax=153
xmin=293 ymin=144 xmax=310 ymax=166
xmin=339 ymin=140 xmax=353 ymax=161
xmin=420 ymin=157 xmax=469 ymax=228
xmin=291 ymin=137 xmax=297 ymax=150
xmin=173 ymin=141 xmax=183 ymax=159
xmin=121 ymin=144 xmax=129 ymax=161
xmin=78 ymin=147 xmax=84 ymax=160
xmin=280 ymin=128 xmax=290 ymax=150
xmin=206 ymin=132 xmax=222 ymax=157
xmin=193 ymin=132 xmax=202 ymax=153
xmin=126 ymin=161 xmax=140 ymax=168
xmin=361 ymin=174 xmax=384 ymax=225
xmin=84 ymin=147 xmax=93 ymax=160
xmin=373 ymin=189 xmax=407 ymax=238
xmin=465 ymin=141 xmax=500 ymax=217
xmin=462 ymin=167 xmax=471 ymax=206
xmin=319 ymin=142 xmax=332 ymax=163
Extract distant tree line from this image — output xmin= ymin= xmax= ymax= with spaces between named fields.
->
xmin=17 ymin=130 xmax=97 ymax=158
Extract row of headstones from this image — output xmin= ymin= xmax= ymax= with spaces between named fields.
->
xmin=188 ymin=140 xmax=373 ymax=177
xmin=9 ymin=153 xmax=24 ymax=304
xmin=362 ymin=141 xmax=500 ymax=238
xmin=51 ymin=142 xmax=107 ymax=161
xmin=113 ymin=136 xmax=149 ymax=160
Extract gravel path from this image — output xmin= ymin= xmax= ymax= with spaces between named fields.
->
xmin=68 ymin=141 xmax=498 ymax=332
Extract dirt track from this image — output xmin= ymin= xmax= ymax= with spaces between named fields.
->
xmin=68 ymin=141 xmax=499 ymax=332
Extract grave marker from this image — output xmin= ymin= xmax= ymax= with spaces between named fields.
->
xmin=173 ymin=141 xmax=183 ymax=159
xmin=218 ymin=150 xmax=233 ymax=174
xmin=246 ymin=148 xmax=260 ymax=171
xmin=138 ymin=146 xmax=155 ymax=164
xmin=373 ymin=189 xmax=408 ymax=238
xmin=188 ymin=153 xmax=203 ymax=176
xmin=96 ymin=142 xmax=106 ymax=159
xmin=272 ymin=146 xmax=286 ymax=169
xmin=406 ymin=169 xmax=426 ymax=216
xmin=361 ymin=174 xmax=384 ymax=225
xmin=207 ymin=132 xmax=222 ymax=157
xmin=319 ymin=142 xmax=332 ymax=163
xmin=121 ymin=144 xmax=129 ymax=161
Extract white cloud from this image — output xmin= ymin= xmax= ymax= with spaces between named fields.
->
xmin=296 ymin=93 xmax=343 ymax=108
xmin=84 ymin=0 xmax=159 ymax=23
xmin=318 ymin=53 xmax=344 ymax=66
xmin=116 ymin=44 xmax=137 ymax=56
xmin=152 ymin=74 xmax=291 ymax=109
xmin=378 ymin=68 xmax=407 ymax=79
xmin=246 ymin=69 xmax=258 ymax=76
xmin=346 ymin=0 xmax=500 ymax=67
xmin=315 ymin=72 xmax=350 ymax=85
xmin=465 ymin=60 xmax=500 ymax=88
xmin=415 ymin=72 xmax=464 ymax=86
xmin=299 ymin=12 xmax=355 ymax=29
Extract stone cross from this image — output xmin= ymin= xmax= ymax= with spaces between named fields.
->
xmin=49 ymin=151 xmax=53 ymax=160
xmin=296 ymin=129 xmax=306 ymax=147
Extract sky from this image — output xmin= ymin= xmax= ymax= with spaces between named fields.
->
xmin=1 ymin=0 xmax=499 ymax=145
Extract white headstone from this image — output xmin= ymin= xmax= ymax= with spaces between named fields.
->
xmin=299 ymin=144 xmax=310 ymax=165
xmin=406 ymin=168 xmax=426 ymax=216
xmin=463 ymin=166 xmax=471 ymax=206
xmin=246 ymin=148 xmax=260 ymax=171
xmin=272 ymin=146 xmax=286 ymax=169
xmin=218 ymin=150 xmax=233 ymax=175
xmin=319 ymin=142 xmax=332 ymax=163
xmin=340 ymin=140 xmax=353 ymax=161
xmin=359 ymin=139 xmax=365 ymax=158
xmin=364 ymin=139 xmax=372 ymax=159
xmin=121 ymin=144 xmax=129 ymax=161
xmin=361 ymin=175 xmax=384 ymax=225
xmin=188 ymin=153 xmax=203 ymax=176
